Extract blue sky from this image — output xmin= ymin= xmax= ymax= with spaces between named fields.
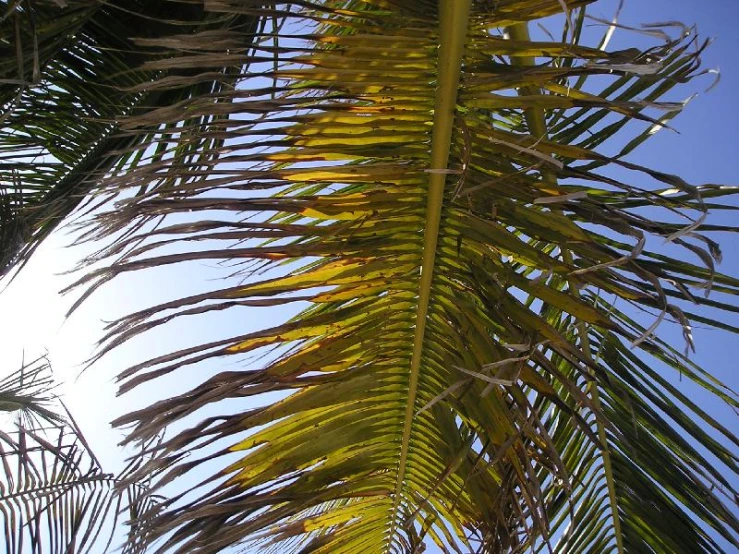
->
xmin=602 ymin=0 xmax=739 ymax=437
xmin=0 ymin=1 xmax=737 ymax=552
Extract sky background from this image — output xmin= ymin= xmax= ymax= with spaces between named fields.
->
xmin=0 ymin=0 xmax=738 ymax=552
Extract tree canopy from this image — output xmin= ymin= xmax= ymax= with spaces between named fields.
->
xmin=1 ymin=1 xmax=738 ymax=553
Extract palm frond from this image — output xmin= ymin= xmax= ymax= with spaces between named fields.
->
xmin=0 ymin=359 xmax=161 ymax=553
xmin=0 ymin=355 xmax=62 ymax=428
xmin=0 ymin=0 xmax=262 ymax=278
xmin=57 ymin=1 xmax=739 ymax=553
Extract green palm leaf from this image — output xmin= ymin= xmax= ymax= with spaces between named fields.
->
xmin=47 ymin=1 xmax=739 ymax=552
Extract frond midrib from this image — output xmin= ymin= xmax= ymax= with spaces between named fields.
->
xmin=388 ymin=1 xmax=473 ymax=548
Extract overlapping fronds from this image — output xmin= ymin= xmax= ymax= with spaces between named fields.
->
xmin=56 ymin=1 xmax=739 ymax=552
xmin=0 ymin=355 xmax=62 ymax=428
xmin=0 ymin=0 xmax=261 ymax=278
xmin=0 ymin=358 xmax=160 ymax=554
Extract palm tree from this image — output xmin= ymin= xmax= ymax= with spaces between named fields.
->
xmin=2 ymin=1 xmax=738 ymax=553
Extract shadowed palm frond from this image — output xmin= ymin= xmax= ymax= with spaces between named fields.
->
xmin=0 ymin=0 xmax=262 ymax=278
xmin=0 ymin=355 xmax=62 ymax=429
xmin=0 ymin=358 xmax=161 ymax=554
xmin=31 ymin=1 xmax=739 ymax=553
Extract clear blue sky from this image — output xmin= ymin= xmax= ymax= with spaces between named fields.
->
xmin=604 ymin=0 xmax=739 ymax=444
xmin=0 ymin=1 xmax=737 ymax=552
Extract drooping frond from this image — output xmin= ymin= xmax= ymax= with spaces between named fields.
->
xmin=58 ymin=1 xmax=739 ymax=553
xmin=0 ymin=0 xmax=261 ymax=278
xmin=0 ymin=359 xmax=161 ymax=554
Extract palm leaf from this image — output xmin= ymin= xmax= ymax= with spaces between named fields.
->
xmin=57 ymin=1 xmax=739 ymax=552
xmin=0 ymin=355 xmax=62 ymax=429
xmin=0 ymin=0 xmax=262 ymax=278
xmin=0 ymin=358 xmax=161 ymax=553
